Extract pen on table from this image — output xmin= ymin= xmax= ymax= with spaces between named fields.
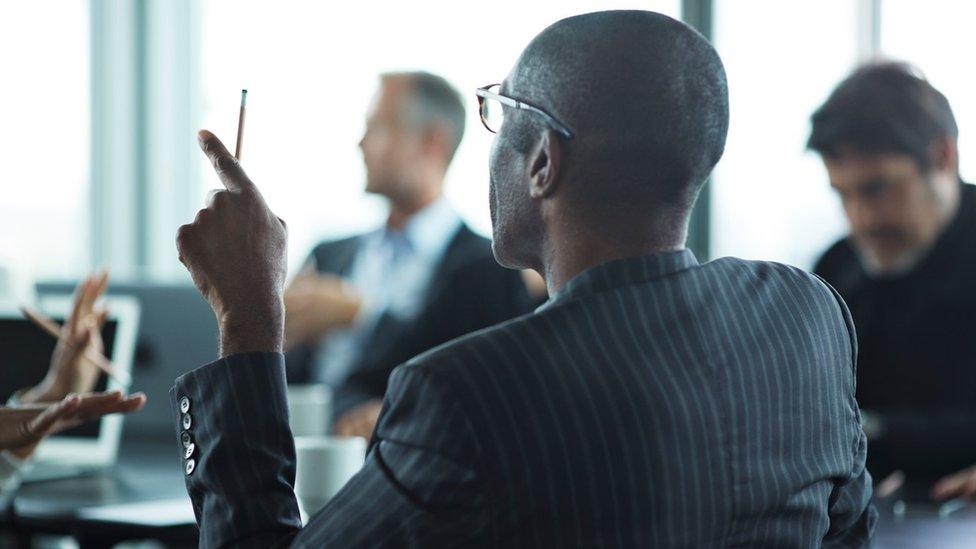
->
xmin=19 ymin=306 xmax=130 ymax=386
xmin=235 ymin=89 xmax=248 ymax=161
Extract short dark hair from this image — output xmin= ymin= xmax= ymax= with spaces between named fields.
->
xmin=510 ymin=11 xmax=728 ymax=212
xmin=382 ymin=71 xmax=466 ymax=162
xmin=807 ymin=61 xmax=958 ymax=172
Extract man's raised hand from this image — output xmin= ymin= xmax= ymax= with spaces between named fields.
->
xmin=176 ymin=130 xmax=288 ymax=357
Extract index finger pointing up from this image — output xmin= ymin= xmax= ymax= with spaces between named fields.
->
xmin=198 ymin=129 xmax=257 ymax=194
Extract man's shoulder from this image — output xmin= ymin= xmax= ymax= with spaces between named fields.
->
xmin=311 ymin=234 xmax=363 ymax=256
xmin=394 ymin=307 xmax=545 ymax=379
xmin=442 ymin=224 xmax=493 ymax=263
xmin=698 ymin=256 xmax=848 ymax=324
xmin=811 ymin=237 xmax=857 ymax=279
xmin=953 ymin=182 xmax=976 ymax=252
xmin=307 ymin=234 xmax=365 ymax=272
xmin=705 ymin=255 xmax=836 ymax=294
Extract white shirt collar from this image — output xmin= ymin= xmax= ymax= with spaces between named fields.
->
xmin=386 ymin=196 xmax=461 ymax=259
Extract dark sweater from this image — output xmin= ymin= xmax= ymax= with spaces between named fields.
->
xmin=814 ymin=182 xmax=976 ymax=481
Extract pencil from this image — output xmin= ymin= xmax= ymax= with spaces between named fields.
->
xmin=19 ymin=306 xmax=129 ymax=386
xmin=235 ymin=89 xmax=248 ymax=160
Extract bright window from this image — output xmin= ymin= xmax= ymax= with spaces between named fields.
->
xmin=710 ymin=0 xmax=858 ymax=269
xmin=0 ymin=1 xmax=90 ymax=279
xmin=880 ymin=0 xmax=976 ymax=182
xmin=198 ymin=1 xmax=680 ymax=269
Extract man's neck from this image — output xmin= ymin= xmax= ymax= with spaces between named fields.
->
xmin=542 ymin=227 xmax=685 ymax=294
xmin=386 ymin=190 xmax=442 ymax=231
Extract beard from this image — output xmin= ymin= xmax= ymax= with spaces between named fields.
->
xmin=854 ymin=239 xmax=927 ymax=278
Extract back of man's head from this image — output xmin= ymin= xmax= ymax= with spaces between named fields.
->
xmin=508 ymin=10 xmax=729 ymax=213
xmin=383 ymin=71 xmax=466 ymax=164
xmin=807 ymin=61 xmax=958 ymax=172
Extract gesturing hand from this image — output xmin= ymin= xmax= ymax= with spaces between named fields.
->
xmin=931 ymin=464 xmax=976 ymax=501
xmin=1 ymin=391 xmax=146 ymax=456
xmin=332 ymin=399 xmax=383 ymax=442
xmin=177 ymin=130 xmax=288 ymax=357
xmin=22 ymin=272 xmax=110 ymax=405
xmin=284 ymin=274 xmax=362 ymax=349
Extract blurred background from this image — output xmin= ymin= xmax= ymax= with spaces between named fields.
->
xmin=5 ymin=1 xmax=976 ymax=546
xmin=5 ymin=0 xmax=974 ymax=284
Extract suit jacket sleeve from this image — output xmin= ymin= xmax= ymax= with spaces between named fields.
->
xmin=818 ymin=277 xmax=877 ymax=547
xmin=172 ymin=353 xmax=488 ymax=548
xmin=172 ymin=353 xmax=302 ymax=548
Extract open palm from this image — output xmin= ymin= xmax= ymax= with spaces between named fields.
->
xmin=0 ymin=391 xmax=145 ymax=451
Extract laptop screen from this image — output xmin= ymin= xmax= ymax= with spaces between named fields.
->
xmin=0 ymin=317 xmax=116 ymax=438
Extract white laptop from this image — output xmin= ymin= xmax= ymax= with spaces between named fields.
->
xmin=0 ymin=295 xmax=139 ymax=480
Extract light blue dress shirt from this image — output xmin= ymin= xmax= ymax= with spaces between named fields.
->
xmin=314 ymin=198 xmax=462 ymax=387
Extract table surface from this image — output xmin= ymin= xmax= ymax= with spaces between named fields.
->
xmin=875 ymin=505 xmax=976 ymax=548
xmin=4 ymin=442 xmax=976 ymax=548
xmin=5 ymin=440 xmax=198 ymax=546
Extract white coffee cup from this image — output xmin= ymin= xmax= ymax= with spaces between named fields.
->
xmin=287 ymin=384 xmax=332 ymax=437
xmin=294 ymin=435 xmax=367 ymax=517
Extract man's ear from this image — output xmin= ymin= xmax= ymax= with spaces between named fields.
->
xmin=423 ymin=123 xmax=455 ymax=164
xmin=930 ymin=136 xmax=959 ymax=175
xmin=528 ymin=130 xmax=562 ymax=199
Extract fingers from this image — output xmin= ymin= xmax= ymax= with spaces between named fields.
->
xmin=206 ymin=188 xmax=224 ymax=208
xmin=67 ymin=270 xmax=109 ymax=339
xmin=332 ymin=402 xmax=381 ymax=440
xmin=932 ymin=476 xmax=962 ymax=501
xmin=70 ymin=391 xmax=147 ymax=421
xmin=27 ymin=394 xmax=83 ymax=440
xmin=75 ymin=320 xmax=95 ymax=350
xmin=932 ymin=467 xmax=976 ymax=501
xmin=91 ymin=270 xmax=110 ymax=305
xmin=1 ymin=391 xmax=146 ymax=449
xmin=67 ymin=277 xmax=92 ymax=335
xmin=78 ymin=271 xmax=102 ymax=320
xmin=333 ymin=417 xmax=355 ymax=437
xmin=198 ymin=130 xmax=256 ymax=195
xmin=340 ymin=414 xmax=375 ymax=440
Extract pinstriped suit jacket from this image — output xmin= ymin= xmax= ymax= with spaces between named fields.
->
xmin=172 ymin=250 xmax=876 ymax=548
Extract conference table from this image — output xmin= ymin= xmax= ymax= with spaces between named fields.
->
xmin=1 ymin=441 xmax=974 ymax=548
xmin=874 ymin=501 xmax=976 ymax=548
xmin=1 ymin=440 xmax=197 ymax=548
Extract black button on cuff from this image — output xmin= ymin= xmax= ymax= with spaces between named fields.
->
xmin=181 ymin=431 xmax=192 ymax=448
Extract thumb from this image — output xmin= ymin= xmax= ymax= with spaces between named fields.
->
xmin=27 ymin=395 xmax=81 ymax=439
xmin=73 ymin=319 xmax=95 ymax=351
xmin=198 ymin=129 xmax=259 ymax=196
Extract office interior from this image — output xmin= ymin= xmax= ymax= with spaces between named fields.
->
xmin=2 ymin=0 xmax=976 ymax=547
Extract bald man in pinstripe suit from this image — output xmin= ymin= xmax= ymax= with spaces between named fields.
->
xmin=172 ymin=10 xmax=875 ymax=548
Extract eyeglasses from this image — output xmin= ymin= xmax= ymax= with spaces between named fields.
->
xmin=476 ymin=84 xmax=575 ymax=139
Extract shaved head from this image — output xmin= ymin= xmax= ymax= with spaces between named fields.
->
xmin=508 ymin=10 xmax=728 ymax=209
xmin=488 ymin=10 xmax=729 ymax=278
